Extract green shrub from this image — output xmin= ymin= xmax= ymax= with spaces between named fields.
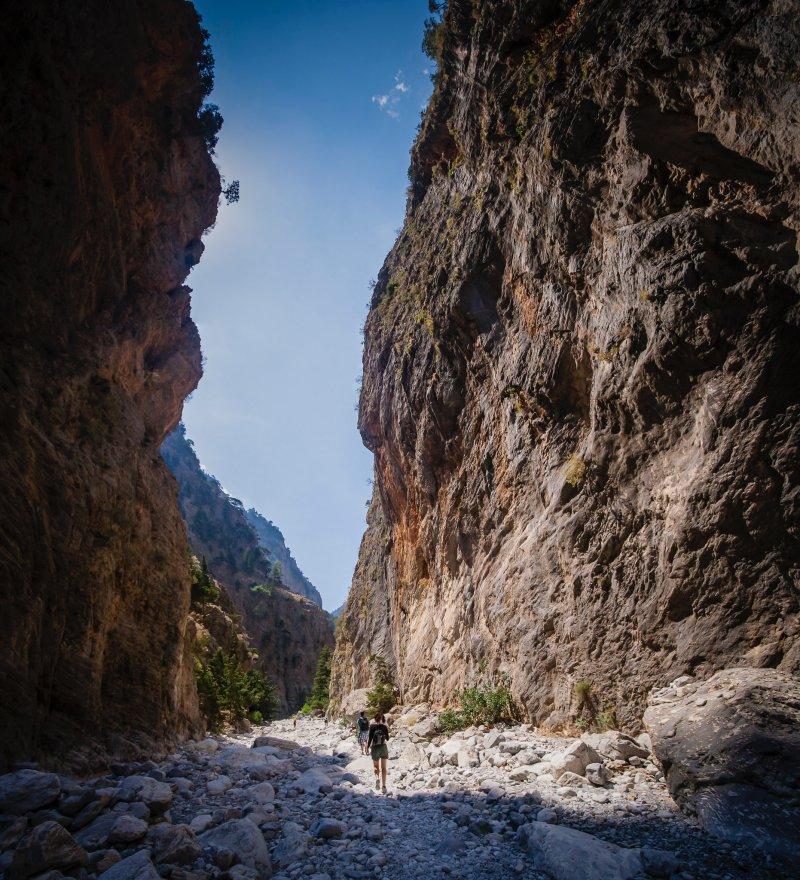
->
xmin=366 ymin=656 xmax=398 ymax=715
xmin=438 ymin=708 xmax=464 ymax=733
xmin=304 ymin=646 xmax=332 ymax=713
xmin=596 ymin=709 xmax=617 ymax=731
xmin=190 ymin=556 xmax=220 ymax=607
xmin=573 ymin=679 xmax=592 ymax=700
xmin=250 ymin=583 xmax=274 ymax=598
xmin=437 ymin=683 xmax=514 ymax=732
xmin=195 ymin=647 xmax=276 ymax=731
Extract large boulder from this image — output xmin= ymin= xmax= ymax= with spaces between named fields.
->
xmin=296 ymin=768 xmax=332 ymax=794
xmin=644 ymin=668 xmax=800 ymax=863
xmin=8 ymin=821 xmax=86 ymax=880
xmin=517 ymin=822 xmax=678 ymax=880
xmin=581 ymin=731 xmax=649 ymax=763
xmin=338 ymin=688 xmax=371 ymax=716
xmin=96 ymin=850 xmax=160 ymax=880
xmin=251 ymin=736 xmax=298 ymax=751
xmin=0 ymin=771 xmax=61 ymax=815
xmin=200 ymin=819 xmax=271 ymax=874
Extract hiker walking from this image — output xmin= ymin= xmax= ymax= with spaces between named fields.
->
xmin=356 ymin=710 xmax=370 ymax=755
xmin=368 ymin=712 xmax=390 ymax=794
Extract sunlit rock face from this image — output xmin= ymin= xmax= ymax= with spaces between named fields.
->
xmin=161 ymin=426 xmax=334 ymax=712
xmin=331 ymin=0 xmax=800 ymax=726
xmin=0 ymin=0 xmax=220 ymax=767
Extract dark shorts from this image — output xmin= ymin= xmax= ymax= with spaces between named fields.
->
xmin=371 ymin=743 xmax=389 ymax=760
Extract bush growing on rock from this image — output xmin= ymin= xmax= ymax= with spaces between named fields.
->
xmin=438 ymin=683 xmax=514 ymax=731
xmin=366 ymin=656 xmax=399 ymax=715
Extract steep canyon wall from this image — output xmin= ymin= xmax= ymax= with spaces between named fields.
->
xmin=331 ymin=0 xmax=800 ymax=727
xmin=0 ymin=0 xmax=220 ymax=766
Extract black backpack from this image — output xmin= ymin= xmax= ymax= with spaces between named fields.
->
xmin=357 ymin=716 xmax=369 ymax=732
xmin=371 ymin=724 xmax=387 ymax=747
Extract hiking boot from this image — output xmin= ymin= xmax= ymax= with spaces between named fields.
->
xmin=374 ymin=776 xmax=381 ymax=790
xmin=381 ymin=784 xmax=387 ymax=795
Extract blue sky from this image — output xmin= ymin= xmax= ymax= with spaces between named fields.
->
xmin=183 ymin=0 xmax=433 ymax=610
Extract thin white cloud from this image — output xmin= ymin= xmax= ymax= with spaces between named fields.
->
xmin=372 ymin=70 xmax=411 ymax=119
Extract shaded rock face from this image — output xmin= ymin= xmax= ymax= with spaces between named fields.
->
xmin=0 ymin=0 xmax=220 ymax=766
xmin=331 ymin=0 xmax=800 ymax=725
xmin=644 ymin=668 xmax=800 ymax=863
xmin=161 ymin=426 xmax=333 ymax=711
xmin=245 ymin=508 xmax=323 ymax=607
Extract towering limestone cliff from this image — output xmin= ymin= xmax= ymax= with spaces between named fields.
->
xmin=161 ymin=426 xmax=333 ymax=711
xmin=332 ymin=0 xmax=800 ymax=727
xmin=0 ymin=0 xmax=220 ymax=766
xmin=246 ymin=508 xmax=324 ymax=607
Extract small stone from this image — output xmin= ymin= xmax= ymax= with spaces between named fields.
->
xmin=536 ymin=808 xmax=558 ymax=824
xmin=309 ymin=818 xmax=344 ymax=840
xmin=108 ymin=814 xmax=148 ymax=845
xmin=189 ymin=814 xmax=213 ymax=834
xmin=206 ymin=776 xmax=233 ymax=796
xmin=88 ymin=850 xmax=122 ymax=873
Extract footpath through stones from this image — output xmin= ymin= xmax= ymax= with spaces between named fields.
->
xmin=0 ymin=714 xmax=785 ymax=880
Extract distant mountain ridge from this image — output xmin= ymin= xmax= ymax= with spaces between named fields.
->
xmin=245 ymin=508 xmax=323 ymax=607
xmin=161 ymin=424 xmax=332 ymax=711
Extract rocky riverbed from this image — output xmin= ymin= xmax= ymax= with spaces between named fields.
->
xmin=0 ymin=716 xmax=787 ymax=880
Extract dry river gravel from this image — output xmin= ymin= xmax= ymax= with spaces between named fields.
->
xmin=0 ymin=716 xmax=786 ymax=880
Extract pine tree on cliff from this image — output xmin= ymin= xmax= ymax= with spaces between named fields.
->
xmin=303 ymin=646 xmax=331 ymax=713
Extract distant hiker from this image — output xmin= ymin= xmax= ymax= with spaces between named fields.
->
xmin=356 ymin=710 xmax=370 ymax=755
xmin=368 ymin=712 xmax=390 ymax=794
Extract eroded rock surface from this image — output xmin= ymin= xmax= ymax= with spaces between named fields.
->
xmin=644 ymin=668 xmax=800 ymax=862
xmin=0 ymin=0 xmax=220 ymax=766
xmin=332 ymin=0 xmax=800 ymax=727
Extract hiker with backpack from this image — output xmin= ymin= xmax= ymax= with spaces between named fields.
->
xmin=356 ymin=710 xmax=370 ymax=755
xmin=368 ymin=712 xmax=390 ymax=794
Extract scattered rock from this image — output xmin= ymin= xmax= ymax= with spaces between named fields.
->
xmin=114 ymin=777 xmax=172 ymax=814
